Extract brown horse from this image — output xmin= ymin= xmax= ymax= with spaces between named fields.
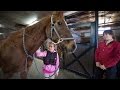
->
xmin=0 ymin=11 xmax=76 ymax=79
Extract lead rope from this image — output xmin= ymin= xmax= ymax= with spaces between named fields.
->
xmin=23 ymin=28 xmax=57 ymax=79
xmin=33 ymin=54 xmax=44 ymax=78
xmin=22 ymin=29 xmax=34 ymax=73
xmin=23 ymin=29 xmax=43 ymax=78
xmin=23 ymin=29 xmax=34 ymax=60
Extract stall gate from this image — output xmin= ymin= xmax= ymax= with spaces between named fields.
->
xmin=61 ymin=22 xmax=97 ymax=79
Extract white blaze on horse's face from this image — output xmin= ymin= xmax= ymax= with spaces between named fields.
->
xmin=50 ymin=11 xmax=77 ymax=53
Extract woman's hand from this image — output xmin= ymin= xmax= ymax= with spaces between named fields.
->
xmin=96 ymin=62 xmax=100 ymax=67
xmin=96 ymin=62 xmax=106 ymax=70
xmin=100 ymin=65 xmax=106 ymax=70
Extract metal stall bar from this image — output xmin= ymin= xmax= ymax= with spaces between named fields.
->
xmin=92 ymin=11 xmax=99 ymax=78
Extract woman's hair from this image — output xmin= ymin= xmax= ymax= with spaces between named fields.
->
xmin=103 ymin=30 xmax=115 ymax=39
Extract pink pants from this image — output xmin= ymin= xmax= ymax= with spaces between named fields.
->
xmin=43 ymin=69 xmax=59 ymax=79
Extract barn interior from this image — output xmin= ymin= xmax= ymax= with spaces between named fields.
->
xmin=0 ymin=11 xmax=120 ymax=79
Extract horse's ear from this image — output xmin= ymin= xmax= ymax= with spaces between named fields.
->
xmin=52 ymin=11 xmax=64 ymax=17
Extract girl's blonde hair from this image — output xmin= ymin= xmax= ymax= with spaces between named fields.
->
xmin=47 ymin=42 xmax=57 ymax=51
xmin=44 ymin=39 xmax=57 ymax=51
xmin=48 ymin=42 xmax=55 ymax=47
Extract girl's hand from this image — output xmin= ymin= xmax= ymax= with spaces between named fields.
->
xmin=55 ymin=68 xmax=59 ymax=76
xmin=55 ymin=72 xmax=59 ymax=76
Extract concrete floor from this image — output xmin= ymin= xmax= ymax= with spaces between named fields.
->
xmin=27 ymin=58 xmax=86 ymax=79
xmin=0 ymin=58 xmax=86 ymax=79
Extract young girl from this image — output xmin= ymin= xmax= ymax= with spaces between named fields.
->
xmin=35 ymin=42 xmax=59 ymax=79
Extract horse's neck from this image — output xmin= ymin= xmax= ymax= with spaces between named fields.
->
xmin=24 ymin=16 xmax=51 ymax=54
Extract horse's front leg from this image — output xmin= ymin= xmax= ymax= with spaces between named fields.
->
xmin=3 ymin=72 xmax=14 ymax=79
xmin=20 ymin=70 xmax=28 ymax=79
xmin=20 ymin=63 xmax=28 ymax=79
xmin=20 ymin=59 xmax=33 ymax=79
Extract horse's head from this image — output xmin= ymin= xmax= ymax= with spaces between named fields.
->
xmin=46 ymin=11 xmax=77 ymax=53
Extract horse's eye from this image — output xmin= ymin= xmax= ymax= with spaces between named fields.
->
xmin=58 ymin=22 xmax=62 ymax=25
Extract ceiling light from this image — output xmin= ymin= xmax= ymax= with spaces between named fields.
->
xmin=98 ymin=27 xmax=111 ymax=35
xmin=25 ymin=16 xmax=38 ymax=25
xmin=0 ymin=33 xmax=4 ymax=35
xmin=0 ymin=24 xmax=4 ymax=28
xmin=99 ymin=17 xmax=112 ymax=24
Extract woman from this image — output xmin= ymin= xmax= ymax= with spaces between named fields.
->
xmin=35 ymin=42 xmax=59 ymax=79
xmin=95 ymin=30 xmax=120 ymax=79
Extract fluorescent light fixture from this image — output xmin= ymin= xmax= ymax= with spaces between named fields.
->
xmin=98 ymin=27 xmax=111 ymax=31
xmin=0 ymin=24 xmax=4 ymax=28
xmin=64 ymin=11 xmax=78 ymax=16
xmin=0 ymin=33 xmax=4 ymax=35
xmin=99 ymin=17 xmax=112 ymax=24
xmin=25 ymin=16 xmax=38 ymax=25
xmin=0 ymin=24 xmax=2 ymax=27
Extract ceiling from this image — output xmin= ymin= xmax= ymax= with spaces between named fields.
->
xmin=0 ymin=11 xmax=53 ymax=30
xmin=0 ymin=11 xmax=120 ymax=35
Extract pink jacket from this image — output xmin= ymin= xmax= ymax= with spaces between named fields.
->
xmin=35 ymin=49 xmax=59 ymax=74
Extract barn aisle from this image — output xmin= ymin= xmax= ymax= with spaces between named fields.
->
xmin=27 ymin=58 xmax=86 ymax=79
xmin=0 ymin=58 xmax=86 ymax=79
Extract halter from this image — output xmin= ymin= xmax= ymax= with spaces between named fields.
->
xmin=50 ymin=15 xmax=74 ymax=44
